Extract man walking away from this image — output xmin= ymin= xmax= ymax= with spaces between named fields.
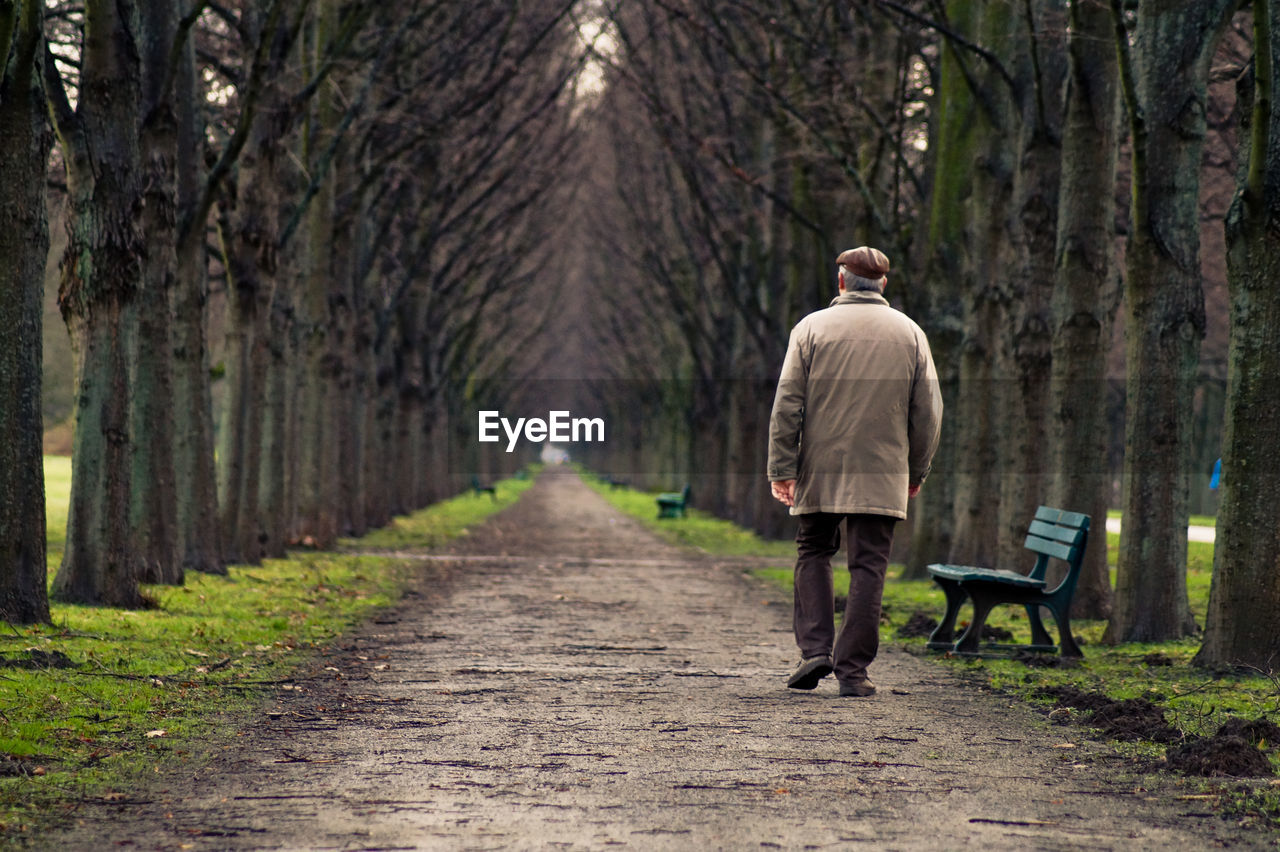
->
xmin=767 ymin=246 xmax=942 ymax=697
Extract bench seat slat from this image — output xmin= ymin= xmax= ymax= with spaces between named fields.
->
xmin=927 ymin=564 xmax=1045 ymax=589
xmin=1023 ymin=534 xmax=1075 ymax=562
xmin=1034 ymin=505 xmax=1090 ymax=530
xmin=1027 ymin=519 xmax=1086 ymax=547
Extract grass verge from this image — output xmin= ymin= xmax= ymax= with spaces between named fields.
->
xmin=587 ymin=472 xmax=1280 ymax=830
xmin=0 ymin=467 xmax=533 ymax=843
xmin=582 ymin=476 xmax=795 ymax=559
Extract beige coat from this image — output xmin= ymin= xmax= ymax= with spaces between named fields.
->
xmin=768 ymin=291 xmax=942 ymax=519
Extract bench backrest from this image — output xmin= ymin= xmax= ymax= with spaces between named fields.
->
xmin=1024 ymin=505 xmax=1090 ymax=594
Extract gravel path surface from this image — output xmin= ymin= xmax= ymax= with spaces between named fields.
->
xmin=53 ymin=471 xmax=1273 ymax=850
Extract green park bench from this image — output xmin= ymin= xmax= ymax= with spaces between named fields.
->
xmin=926 ymin=505 xmax=1090 ymax=657
xmin=470 ymin=475 xmax=497 ymax=501
xmin=656 ymin=484 xmax=691 ymax=519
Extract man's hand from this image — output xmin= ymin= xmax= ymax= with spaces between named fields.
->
xmin=908 ymin=483 xmax=921 ymax=498
xmin=771 ymin=479 xmax=796 ymax=507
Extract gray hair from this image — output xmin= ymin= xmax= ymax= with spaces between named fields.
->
xmin=840 ymin=268 xmax=885 ymax=292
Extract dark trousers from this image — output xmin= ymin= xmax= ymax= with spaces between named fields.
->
xmin=793 ymin=512 xmax=897 ymax=684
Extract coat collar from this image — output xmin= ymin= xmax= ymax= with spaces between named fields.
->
xmin=829 ymin=290 xmax=889 ymax=308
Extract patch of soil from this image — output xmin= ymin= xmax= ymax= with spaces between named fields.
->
xmin=1217 ymin=717 xmax=1280 ymax=748
xmin=1142 ymin=652 xmax=1176 ymax=667
xmin=953 ymin=621 xmax=1014 ymax=642
xmin=0 ymin=756 xmax=45 ymax=777
xmin=980 ymin=623 xmax=1013 ymax=642
xmin=1090 ymin=698 xmax=1180 ymax=742
xmin=1036 ymin=686 xmax=1179 ymax=742
xmin=1167 ymin=735 xmax=1275 ymax=778
xmin=896 ymin=611 xmax=938 ymax=638
xmin=1037 ymin=685 xmax=1115 ymax=712
xmin=0 ymin=649 xmax=76 ymax=670
xmin=1011 ymin=649 xmax=1079 ymax=668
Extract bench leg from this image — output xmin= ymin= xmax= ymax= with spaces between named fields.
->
xmin=954 ymin=593 xmax=998 ymax=655
xmin=1046 ymin=604 xmax=1084 ymax=658
xmin=1025 ymin=604 xmax=1054 ymax=648
xmin=928 ymin=578 xmax=968 ymax=650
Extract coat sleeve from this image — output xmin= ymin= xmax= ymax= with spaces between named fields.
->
xmin=767 ymin=325 xmax=807 ymax=481
xmin=907 ymin=328 xmax=943 ymax=486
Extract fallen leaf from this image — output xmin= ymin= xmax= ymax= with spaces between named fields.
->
xmin=146 ymin=730 xmax=166 ymax=738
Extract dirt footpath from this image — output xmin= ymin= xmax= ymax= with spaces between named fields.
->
xmin=54 ymin=471 xmax=1274 ymax=850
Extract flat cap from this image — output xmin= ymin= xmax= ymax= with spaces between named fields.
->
xmin=837 ymin=246 xmax=890 ymax=279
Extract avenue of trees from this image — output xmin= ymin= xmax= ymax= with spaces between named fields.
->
xmin=0 ymin=0 xmax=583 ymax=613
xmin=1 ymin=0 xmax=1278 ymax=671
xmin=570 ymin=0 xmax=1280 ymax=669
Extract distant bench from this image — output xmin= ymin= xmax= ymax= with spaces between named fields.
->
xmin=470 ymin=475 xmax=497 ymax=501
xmin=926 ymin=505 xmax=1090 ymax=657
xmin=656 ymin=484 xmax=691 ymax=519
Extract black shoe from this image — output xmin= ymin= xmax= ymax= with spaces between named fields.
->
xmin=838 ymin=679 xmax=876 ymax=697
xmin=787 ymin=655 xmax=833 ymax=690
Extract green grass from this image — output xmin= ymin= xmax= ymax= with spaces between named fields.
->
xmin=588 ymin=471 xmax=1280 ymax=825
xmin=343 ymin=470 xmax=535 ymax=551
xmin=583 ymin=475 xmax=795 ymax=558
xmin=0 ymin=465 xmax=532 ymax=841
xmin=43 ymin=456 xmax=71 ymax=573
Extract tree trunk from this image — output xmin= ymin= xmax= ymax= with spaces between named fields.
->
xmin=1105 ymin=0 xmax=1234 ymax=643
xmin=995 ymin=0 xmax=1066 ymax=572
xmin=909 ymin=0 xmax=980 ymax=575
xmin=216 ymin=256 xmax=271 ymax=564
xmin=217 ymin=128 xmax=279 ymax=564
xmin=364 ymin=351 xmax=395 ymax=528
xmin=950 ymin=0 xmax=1014 ymax=568
xmin=173 ymin=227 xmax=222 ymax=573
xmin=0 ymin=0 xmax=52 ymax=623
xmin=390 ymin=389 xmax=415 ymax=516
xmin=331 ymin=168 xmax=361 ymax=536
xmin=51 ymin=0 xmax=147 ymax=608
xmin=1046 ymin=0 xmax=1121 ymax=619
xmin=258 ymin=284 xmax=293 ymax=557
xmin=133 ymin=0 xmax=182 ymax=585
xmin=950 ymin=296 xmax=1001 ymax=566
xmin=295 ymin=0 xmax=342 ymax=547
xmin=171 ymin=6 xmax=222 ymax=575
xmin=1196 ymin=1 xmax=1280 ymax=669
